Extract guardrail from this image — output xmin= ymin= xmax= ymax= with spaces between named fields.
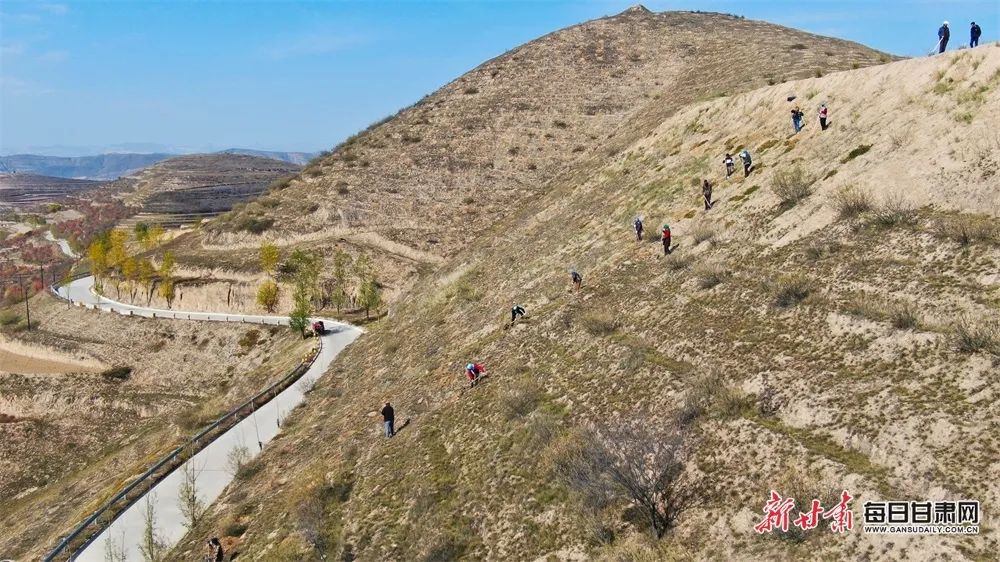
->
xmin=42 ymin=276 xmax=323 ymax=562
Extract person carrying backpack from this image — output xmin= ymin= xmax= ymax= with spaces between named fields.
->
xmin=791 ymin=107 xmax=804 ymax=133
xmin=938 ymin=21 xmax=950 ymax=53
xmin=723 ymin=153 xmax=735 ymax=179
xmin=702 ymin=179 xmax=713 ymax=210
xmin=818 ymin=104 xmax=829 ymax=130
xmin=466 ymin=362 xmax=486 ymax=388
xmin=661 ymin=224 xmax=672 ymax=255
xmin=739 ymin=149 xmax=753 ymax=177
xmin=510 ymin=304 xmax=526 ymax=324
xmin=570 ymin=270 xmax=583 ymax=291
xmin=970 ymin=22 xmax=982 ymax=48
xmin=206 ymin=537 xmax=224 ymax=562
xmin=633 ymin=216 xmax=644 ymax=241
xmin=381 ymin=402 xmax=395 ymax=438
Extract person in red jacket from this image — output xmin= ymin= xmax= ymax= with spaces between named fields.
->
xmin=466 ymin=362 xmax=486 ymax=388
xmin=661 ymin=224 xmax=672 ymax=255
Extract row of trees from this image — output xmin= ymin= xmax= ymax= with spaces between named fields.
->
xmin=255 ymin=243 xmax=383 ymax=335
xmin=87 ymin=227 xmax=174 ymax=306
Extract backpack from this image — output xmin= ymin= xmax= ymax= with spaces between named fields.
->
xmin=634 ymin=218 xmax=642 ymax=229
xmin=740 ymin=150 xmax=752 ymax=164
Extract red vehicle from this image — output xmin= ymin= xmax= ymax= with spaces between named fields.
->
xmin=311 ymin=320 xmax=325 ymax=335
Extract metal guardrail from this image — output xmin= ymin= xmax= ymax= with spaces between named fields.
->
xmin=42 ymin=277 xmax=324 ymax=562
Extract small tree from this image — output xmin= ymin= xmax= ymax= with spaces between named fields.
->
xmin=554 ymin=423 xmax=695 ymax=539
xmin=107 ymin=229 xmax=130 ymax=272
xmin=178 ymin=462 xmax=206 ymax=530
xmin=358 ymin=278 xmax=383 ymax=319
xmin=227 ymin=443 xmax=252 ymax=477
xmin=259 ymin=242 xmax=280 ymax=277
xmin=289 ymin=290 xmax=311 ymax=337
xmin=158 ymin=251 xmax=176 ymax=307
xmin=332 ymin=249 xmax=351 ymax=312
xmin=139 ymin=494 xmax=167 ymax=562
xmin=103 ymin=528 xmax=127 ymax=562
xmin=146 ymin=224 xmax=165 ymax=249
xmin=256 ymin=279 xmax=280 ymax=312
xmin=121 ymin=256 xmax=138 ymax=300
xmin=134 ymin=222 xmax=150 ymax=245
xmin=88 ymin=239 xmax=108 ymax=282
xmin=138 ymin=258 xmax=156 ymax=305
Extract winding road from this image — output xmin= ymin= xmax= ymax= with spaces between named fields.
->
xmin=53 ymin=276 xmax=361 ymax=561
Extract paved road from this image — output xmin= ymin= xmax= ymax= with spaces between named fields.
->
xmin=55 ymin=276 xmax=361 ymax=561
xmin=44 ymin=230 xmax=78 ymax=258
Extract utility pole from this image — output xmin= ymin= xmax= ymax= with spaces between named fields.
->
xmin=19 ymin=275 xmax=30 ymax=331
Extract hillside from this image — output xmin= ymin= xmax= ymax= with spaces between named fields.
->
xmin=0 ymin=173 xmax=103 ymax=208
xmin=169 ymin=43 xmax=1000 ymax=561
xmin=219 ymin=148 xmax=317 ymax=165
xmin=118 ymin=153 xmax=302 ymax=228
xmin=0 ymin=153 xmax=173 ymax=180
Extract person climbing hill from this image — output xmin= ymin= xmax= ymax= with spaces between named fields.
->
xmin=661 ymin=224 xmax=672 ymax=255
xmin=570 ymin=270 xmax=583 ymax=291
xmin=381 ymin=402 xmax=395 ymax=438
xmin=510 ymin=303 xmax=526 ymax=324
xmin=791 ymin=106 xmax=804 ymax=133
xmin=206 ymin=537 xmax=224 ymax=562
xmin=702 ymin=179 xmax=713 ymax=210
xmin=739 ymin=149 xmax=753 ymax=177
xmin=938 ymin=21 xmax=950 ymax=53
xmin=970 ymin=22 xmax=981 ymax=48
xmin=633 ymin=216 xmax=644 ymax=241
xmin=723 ymin=153 xmax=735 ymax=179
xmin=466 ymin=362 xmax=487 ymax=388
xmin=818 ymin=103 xmax=829 ymax=130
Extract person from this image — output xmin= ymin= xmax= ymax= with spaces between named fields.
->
xmin=702 ymin=179 xmax=713 ymax=210
xmin=739 ymin=149 xmax=753 ymax=177
xmin=633 ymin=216 xmax=644 ymax=241
xmin=938 ymin=21 xmax=950 ymax=53
xmin=570 ymin=270 xmax=582 ymax=291
xmin=206 ymin=537 xmax=224 ymax=562
xmin=381 ymin=402 xmax=395 ymax=438
xmin=661 ymin=224 xmax=672 ymax=255
xmin=510 ymin=303 xmax=526 ymax=324
xmin=970 ymin=22 xmax=982 ymax=48
xmin=723 ymin=153 xmax=735 ymax=178
xmin=791 ymin=106 xmax=804 ymax=133
xmin=818 ymin=104 xmax=829 ymax=130
xmin=466 ymin=362 xmax=486 ymax=388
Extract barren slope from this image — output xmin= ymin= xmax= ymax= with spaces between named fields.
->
xmin=180 ymin=9 xmax=889 ymax=285
xmin=173 ymin=47 xmax=999 ymax=561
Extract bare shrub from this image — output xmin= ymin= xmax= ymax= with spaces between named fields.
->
xmin=690 ymin=223 xmax=716 ymax=245
xmin=831 ymin=186 xmax=873 ymax=219
xmin=953 ymin=316 xmax=1000 ymax=354
xmin=771 ymin=467 xmax=842 ymax=543
xmin=664 ymin=254 xmax=693 ymax=271
xmin=500 ymin=381 xmax=545 ymax=420
xmin=139 ymin=494 xmax=167 ymax=562
xmin=227 ymin=444 xmax=253 ymax=477
xmin=936 ymin=215 xmax=998 ymax=245
xmin=887 ymin=301 xmax=921 ymax=330
xmin=770 ymin=166 xmax=815 ymax=207
xmin=552 ymin=423 xmax=696 ymax=539
xmin=694 ymin=263 xmax=730 ymax=289
xmin=771 ymin=275 xmax=812 ymax=307
xmin=870 ymin=194 xmax=917 ymax=229
xmin=296 ymin=375 xmax=318 ymax=394
xmin=177 ymin=462 xmax=207 ymax=530
xmin=757 ymin=375 xmax=786 ymax=417
xmin=580 ymin=311 xmax=619 ymax=336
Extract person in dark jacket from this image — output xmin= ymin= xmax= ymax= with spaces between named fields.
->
xmin=723 ymin=153 xmax=735 ymax=178
xmin=939 ymin=21 xmax=950 ymax=53
xmin=702 ymin=179 xmax=713 ymax=210
xmin=633 ymin=216 xmax=644 ymax=241
xmin=570 ymin=270 xmax=583 ymax=291
xmin=381 ymin=402 xmax=395 ymax=438
xmin=818 ymin=104 xmax=829 ymax=130
xmin=970 ymin=22 xmax=982 ymax=48
xmin=510 ymin=303 xmax=526 ymax=324
xmin=739 ymin=149 xmax=753 ymax=177
xmin=791 ymin=107 xmax=805 ymax=133
xmin=207 ymin=537 xmax=224 ymax=562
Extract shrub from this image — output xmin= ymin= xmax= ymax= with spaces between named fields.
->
xmin=840 ymin=144 xmax=872 ymax=163
xmin=690 ymin=223 xmax=716 ymax=245
xmin=771 ymin=275 xmax=812 ymax=307
xmin=870 ymin=195 xmax=917 ymax=229
xmin=463 ymin=86 xmax=479 ymax=95
xmin=831 ymin=186 xmax=873 ymax=219
xmin=0 ymin=311 xmax=19 ymax=326
xmin=238 ymin=217 xmax=274 ymax=234
xmin=239 ymin=329 xmax=261 ymax=350
xmin=952 ymin=316 xmax=1000 ymax=354
xmin=770 ymin=166 xmax=815 ymax=207
xmin=500 ymin=381 xmax=545 ymax=420
xmin=664 ymin=254 xmax=693 ymax=271
xmin=102 ymin=365 xmax=133 ymax=381
xmin=580 ymin=311 xmax=618 ymax=336
xmin=694 ymin=263 xmax=730 ymax=289
xmin=936 ymin=215 xmax=998 ymax=245
xmin=887 ymin=302 xmax=921 ymax=330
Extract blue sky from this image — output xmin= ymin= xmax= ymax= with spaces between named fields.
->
xmin=1 ymin=1 xmax=996 ymax=156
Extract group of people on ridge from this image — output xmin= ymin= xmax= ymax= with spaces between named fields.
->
xmin=937 ymin=21 xmax=983 ymax=53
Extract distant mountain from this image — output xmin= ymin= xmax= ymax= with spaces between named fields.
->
xmin=217 ymin=148 xmax=317 ymax=165
xmin=0 ymin=153 xmax=173 ymax=180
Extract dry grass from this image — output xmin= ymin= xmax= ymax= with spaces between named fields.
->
xmin=952 ymin=316 xmax=1000 ymax=354
xmin=770 ymin=166 xmax=815 ymax=207
xmin=830 ymin=185 xmax=873 ymax=220
xmin=693 ymin=263 xmax=730 ymax=289
xmin=689 ymin=223 xmax=717 ymax=245
xmin=935 ymin=215 xmax=998 ymax=245
xmin=580 ymin=311 xmax=619 ymax=336
xmin=870 ymin=194 xmax=917 ymax=229
xmin=845 ymin=294 xmax=922 ymax=330
xmin=771 ymin=275 xmax=813 ymax=307
xmin=664 ymin=254 xmax=693 ymax=271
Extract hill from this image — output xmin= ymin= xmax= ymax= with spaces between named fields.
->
xmin=139 ymin=11 xmax=1000 ymax=562
xmin=118 ymin=153 xmax=302 ymax=228
xmin=218 ymin=148 xmax=317 ymax=165
xmin=0 ymin=153 xmax=173 ymax=180
xmin=0 ymin=173 xmax=104 ymax=208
